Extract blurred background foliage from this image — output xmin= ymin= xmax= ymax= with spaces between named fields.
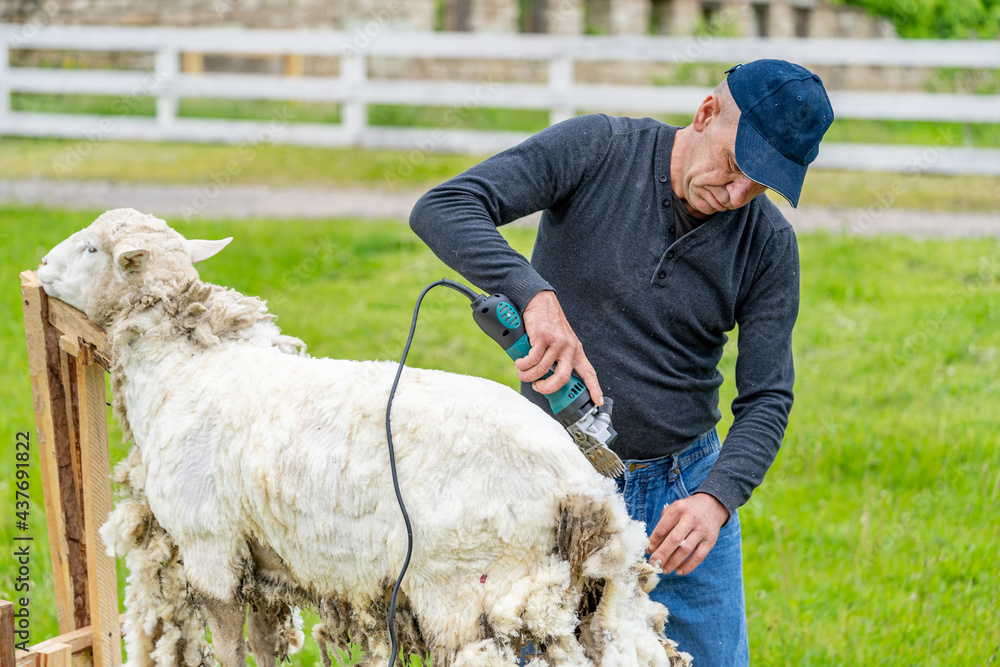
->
xmin=839 ymin=0 xmax=1000 ymax=39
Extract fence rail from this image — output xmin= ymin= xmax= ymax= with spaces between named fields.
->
xmin=2 ymin=24 xmax=999 ymax=174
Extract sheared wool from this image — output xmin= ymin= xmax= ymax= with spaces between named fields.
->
xmin=39 ymin=209 xmax=692 ymax=667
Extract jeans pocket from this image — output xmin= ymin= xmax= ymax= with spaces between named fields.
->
xmin=675 ymin=433 xmax=722 ymax=499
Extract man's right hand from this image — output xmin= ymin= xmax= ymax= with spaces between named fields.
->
xmin=514 ymin=290 xmax=604 ymax=406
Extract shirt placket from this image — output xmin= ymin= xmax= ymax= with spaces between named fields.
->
xmin=651 ymin=173 xmax=676 ymax=288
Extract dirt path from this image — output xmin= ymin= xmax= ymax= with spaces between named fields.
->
xmin=2 ymin=177 xmax=998 ymax=238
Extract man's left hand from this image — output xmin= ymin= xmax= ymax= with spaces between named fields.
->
xmin=647 ymin=492 xmax=730 ymax=576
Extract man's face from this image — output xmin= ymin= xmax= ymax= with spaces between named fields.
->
xmin=676 ymin=99 xmax=768 ymax=217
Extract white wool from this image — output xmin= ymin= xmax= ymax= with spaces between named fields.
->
xmin=41 ymin=209 xmax=692 ymax=667
xmin=284 ymin=608 xmax=305 ymax=654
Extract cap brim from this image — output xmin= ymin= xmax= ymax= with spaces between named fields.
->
xmin=734 ymin=114 xmax=808 ymax=208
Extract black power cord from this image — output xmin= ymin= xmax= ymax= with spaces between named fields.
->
xmin=384 ymin=278 xmax=479 ymax=667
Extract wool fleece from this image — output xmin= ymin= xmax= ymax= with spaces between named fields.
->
xmin=38 ymin=209 xmax=692 ymax=667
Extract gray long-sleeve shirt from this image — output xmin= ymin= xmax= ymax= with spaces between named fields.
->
xmin=409 ymin=113 xmax=799 ymax=515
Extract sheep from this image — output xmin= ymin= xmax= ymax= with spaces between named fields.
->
xmin=37 ymin=208 xmax=693 ymax=667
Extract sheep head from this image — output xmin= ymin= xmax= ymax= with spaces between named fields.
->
xmin=38 ymin=208 xmax=232 ymax=326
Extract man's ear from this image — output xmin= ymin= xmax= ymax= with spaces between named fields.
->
xmin=691 ymin=93 xmax=722 ymax=132
xmin=116 ymin=247 xmax=151 ymax=272
xmin=188 ymin=237 xmax=233 ymax=263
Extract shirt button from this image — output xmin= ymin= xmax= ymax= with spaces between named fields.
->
xmin=659 ymin=175 xmax=668 ymax=183
xmin=669 ymin=225 xmax=676 ymax=233
xmin=662 ymin=198 xmax=669 ymax=207
xmin=666 ymin=251 xmax=675 ymax=259
xmin=657 ymin=270 xmax=666 ymax=279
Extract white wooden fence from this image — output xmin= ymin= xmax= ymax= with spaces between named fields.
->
xmin=1 ymin=24 xmax=999 ymax=174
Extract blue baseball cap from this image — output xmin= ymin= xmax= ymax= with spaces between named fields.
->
xmin=725 ymin=60 xmax=834 ymax=208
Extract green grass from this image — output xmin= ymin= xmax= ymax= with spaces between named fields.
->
xmin=0 ymin=136 xmax=480 ymax=191
xmin=369 ymin=104 xmax=549 ymax=132
xmin=6 ymin=94 xmax=1000 ymax=211
xmin=11 ymin=93 xmax=343 ymax=123
xmin=10 ymin=93 xmax=552 ymax=132
xmin=1 ymin=209 xmax=999 ymax=665
xmin=821 ymin=117 xmax=1000 ymax=149
xmin=2 ymin=135 xmax=1000 ymax=212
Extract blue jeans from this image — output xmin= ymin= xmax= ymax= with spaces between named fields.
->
xmin=616 ymin=428 xmax=749 ymax=667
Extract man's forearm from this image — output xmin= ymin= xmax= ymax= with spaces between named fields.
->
xmin=409 ymin=186 xmax=552 ymax=309
xmin=409 ymin=114 xmax=615 ymax=310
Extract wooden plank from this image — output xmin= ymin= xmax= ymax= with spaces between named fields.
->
xmin=58 ymin=337 xmax=80 ymax=359
xmin=58 ymin=341 xmax=91 ymax=651
xmin=0 ymin=112 xmax=353 ymax=146
xmin=57 ymin=350 xmax=83 ymax=594
xmin=76 ymin=361 xmax=120 ymax=667
xmin=34 ymin=646 xmax=70 ymax=667
xmin=828 ymin=90 xmax=1000 ymax=124
xmin=4 ymin=69 xmax=149 ymax=97
xmin=6 ymin=69 xmax=346 ymax=102
xmin=19 ymin=272 xmax=87 ymax=633
xmin=1 ymin=601 xmax=14 ymax=667
xmin=814 ymin=143 xmax=1000 ymax=175
xmin=45 ymin=298 xmax=109 ymax=359
xmin=14 ymin=616 xmax=125 ymax=667
xmin=58 ymin=348 xmax=89 ymax=662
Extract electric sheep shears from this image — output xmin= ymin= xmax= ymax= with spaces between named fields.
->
xmin=467 ymin=289 xmax=625 ymax=479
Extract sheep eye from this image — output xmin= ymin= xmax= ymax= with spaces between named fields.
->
xmin=87 ymin=246 xmax=97 ymax=253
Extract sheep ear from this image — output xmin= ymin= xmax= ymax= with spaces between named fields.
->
xmin=117 ymin=247 xmax=151 ymax=272
xmin=188 ymin=237 xmax=233 ymax=263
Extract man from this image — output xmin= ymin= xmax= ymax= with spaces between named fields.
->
xmin=409 ymin=60 xmax=834 ymax=665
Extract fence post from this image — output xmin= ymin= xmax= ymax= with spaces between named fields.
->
xmin=155 ymin=46 xmax=179 ymax=126
xmin=0 ymin=38 xmax=10 ymax=128
xmin=0 ymin=600 xmax=13 ymax=667
xmin=341 ymin=53 xmax=367 ymax=143
xmin=548 ymin=54 xmax=573 ymax=126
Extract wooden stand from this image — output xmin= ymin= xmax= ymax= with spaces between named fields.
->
xmin=3 ymin=272 xmax=123 ymax=667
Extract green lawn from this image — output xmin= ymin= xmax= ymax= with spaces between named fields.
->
xmin=2 ymin=135 xmax=1000 ymax=213
xmin=1 ymin=208 xmax=998 ymax=665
